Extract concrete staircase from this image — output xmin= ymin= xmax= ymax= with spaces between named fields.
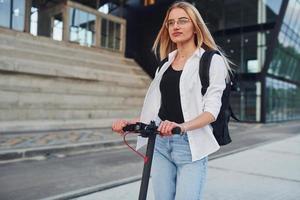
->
xmin=0 ymin=27 xmax=151 ymax=132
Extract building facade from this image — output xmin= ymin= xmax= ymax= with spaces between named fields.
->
xmin=0 ymin=0 xmax=126 ymax=53
xmin=195 ymin=0 xmax=300 ymax=123
xmin=1 ymin=0 xmax=299 ymax=123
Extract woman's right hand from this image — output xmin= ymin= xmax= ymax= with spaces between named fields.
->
xmin=111 ymin=119 xmax=130 ymax=135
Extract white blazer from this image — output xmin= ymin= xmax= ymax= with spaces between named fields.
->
xmin=136 ymin=47 xmax=228 ymax=161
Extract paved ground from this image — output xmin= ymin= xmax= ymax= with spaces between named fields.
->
xmin=0 ymin=122 xmax=248 ymax=162
xmin=0 ymin=128 xmax=116 ymax=150
xmin=71 ymin=134 xmax=300 ymax=200
xmin=0 ymin=122 xmax=291 ymax=161
xmin=0 ymin=128 xmax=137 ymax=162
xmin=0 ymin=120 xmax=300 ymax=200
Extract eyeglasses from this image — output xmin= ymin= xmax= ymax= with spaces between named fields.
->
xmin=165 ymin=17 xmax=191 ymax=28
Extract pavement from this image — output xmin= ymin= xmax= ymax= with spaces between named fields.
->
xmin=1 ymin=120 xmax=300 ymax=200
xmin=1 ymin=121 xmax=299 ymax=163
xmin=70 ymin=133 xmax=300 ymax=200
xmin=0 ymin=128 xmax=136 ymax=162
xmin=0 ymin=122 xmax=255 ymax=162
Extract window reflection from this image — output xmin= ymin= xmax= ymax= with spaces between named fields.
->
xmin=101 ymin=18 xmax=121 ymax=50
xmin=231 ymin=81 xmax=261 ymax=122
xmin=266 ymin=77 xmax=300 ymax=122
xmin=215 ymin=30 xmax=271 ymax=73
xmin=268 ymin=0 xmax=300 ymax=82
xmin=194 ymin=0 xmax=282 ymax=31
xmin=0 ymin=0 xmax=25 ymax=31
xmin=52 ymin=13 xmax=63 ymax=41
xmin=30 ymin=7 xmax=38 ymax=36
xmin=0 ymin=0 xmax=11 ymax=28
xmin=69 ymin=8 xmax=96 ymax=47
xmin=12 ymin=0 xmax=25 ymax=31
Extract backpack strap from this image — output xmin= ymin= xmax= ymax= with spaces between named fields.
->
xmin=199 ymin=50 xmax=220 ymax=96
xmin=156 ymin=57 xmax=169 ymax=73
xmin=199 ymin=51 xmax=240 ymax=122
xmin=229 ymin=105 xmax=240 ymax=121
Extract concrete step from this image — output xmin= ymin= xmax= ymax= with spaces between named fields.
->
xmin=0 ymin=29 xmax=137 ymax=66
xmin=0 ymin=102 xmax=139 ymax=110
xmin=0 ymin=108 xmax=141 ymax=121
xmin=0 ymin=74 xmax=148 ymax=98
xmin=0 ymin=28 xmax=148 ymax=133
xmin=0 ymin=90 xmax=144 ymax=109
xmin=0 ymin=118 xmax=120 ymax=133
xmin=0 ymin=45 xmax=147 ymax=76
xmin=0 ymin=56 xmax=151 ymax=88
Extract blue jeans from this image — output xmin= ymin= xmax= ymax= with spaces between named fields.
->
xmin=151 ymin=134 xmax=208 ymax=200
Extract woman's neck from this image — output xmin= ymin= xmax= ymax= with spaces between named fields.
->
xmin=176 ymin=42 xmax=197 ymax=59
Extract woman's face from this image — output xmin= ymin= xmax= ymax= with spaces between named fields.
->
xmin=167 ymin=8 xmax=195 ymax=45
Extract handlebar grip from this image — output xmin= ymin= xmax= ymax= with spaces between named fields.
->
xmin=171 ymin=127 xmax=182 ymax=135
xmin=122 ymin=124 xmax=137 ymax=132
xmin=122 ymin=123 xmax=182 ymax=135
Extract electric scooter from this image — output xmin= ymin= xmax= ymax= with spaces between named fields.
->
xmin=123 ymin=121 xmax=181 ymax=200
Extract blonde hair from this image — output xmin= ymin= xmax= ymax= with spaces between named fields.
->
xmin=152 ymin=1 xmax=233 ymax=74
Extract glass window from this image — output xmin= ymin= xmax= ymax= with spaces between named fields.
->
xmin=244 ymin=32 xmax=259 ymax=72
xmin=69 ymin=8 xmax=96 ymax=47
xmin=263 ymin=0 xmax=282 ymax=15
xmin=193 ymin=0 xmax=224 ymax=32
xmin=221 ymin=34 xmax=242 ymax=71
xmin=268 ymin=1 xmax=300 ymax=83
xmin=266 ymin=0 xmax=300 ymax=122
xmin=290 ymin=1 xmax=300 ymax=29
xmin=30 ymin=7 xmax=38 ymax=36
xmin=101 ymin=18 xmax=121 ymax=51
xmin=243 ymin=0 xmax=258 ymax=26
xmin=194 ymin=0 xmax=281 ymax=31
xmin=52 ymin=13 xmax=63 ymax=41
xmin=0 ymin=0 xmax=25 ymax=31
xmin=224 ymin=0 xmax=241 ymax=29
xmin=115 ymin=23 xmax=121 ymax=50
xmin=0 ymin=0 xmax=11 ymax=28
xmin=101 ymin=18 xmax=108 ymax=47
xmin=263 ymin=0 xmax=283 ymax=22
xmin=283 ymin=0 xmax=296 ymax=25
xmin=108 ymin=20 xmax=114 ymax=49
xmin=296 ymin=9 xmax=300 ymax=34
xmin=266 ymin=77 xmax=300 ymax=122
xmin=98 ymin=3 xmax=109 ymax=14
xmin=12 ymin=0 xmax=25 ymax=31
xmin=217 ymin=30 xmax=271 ymax=73
xmin=87 ymin=13 xmax=96 ymax=46
xmin=231 ymin=80 xmax=261 ymax=122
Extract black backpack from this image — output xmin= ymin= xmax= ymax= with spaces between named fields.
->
xmin=157 ymin=50 xmax=239 ymax=146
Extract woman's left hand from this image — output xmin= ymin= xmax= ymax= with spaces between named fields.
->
xmin=157 ymin=120 xmax=181 ymax=136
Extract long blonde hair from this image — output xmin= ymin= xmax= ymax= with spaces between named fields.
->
xmin=152 ymin=1 xmax=233 ymax=73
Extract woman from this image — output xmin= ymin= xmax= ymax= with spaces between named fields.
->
xmin=112 ymin=1 xmax=231 ymax=199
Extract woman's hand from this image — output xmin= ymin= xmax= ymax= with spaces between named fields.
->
xmin=111 ymin=118 xmax=139 ymax=135
xmin=111 ymin=119 xmax=130 ymax=135
xmin=157 ymin=120 xmax=182 ymax=136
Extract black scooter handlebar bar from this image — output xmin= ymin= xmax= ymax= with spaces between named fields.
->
xmin=122 ymin=121 xmax=182 ymax=137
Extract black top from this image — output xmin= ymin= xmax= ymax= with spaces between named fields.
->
xmin=158 ymin=66 xmax=185 ymax=123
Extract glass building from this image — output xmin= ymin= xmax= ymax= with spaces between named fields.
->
xmin=1 ymin=0 xmax=299 ymax=123
xmin=193 ymin=0 xmax=300 ymax=123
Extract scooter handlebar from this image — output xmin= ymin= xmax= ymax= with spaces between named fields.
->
xmin=122 ymin=121 xmax=182 ymax=136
